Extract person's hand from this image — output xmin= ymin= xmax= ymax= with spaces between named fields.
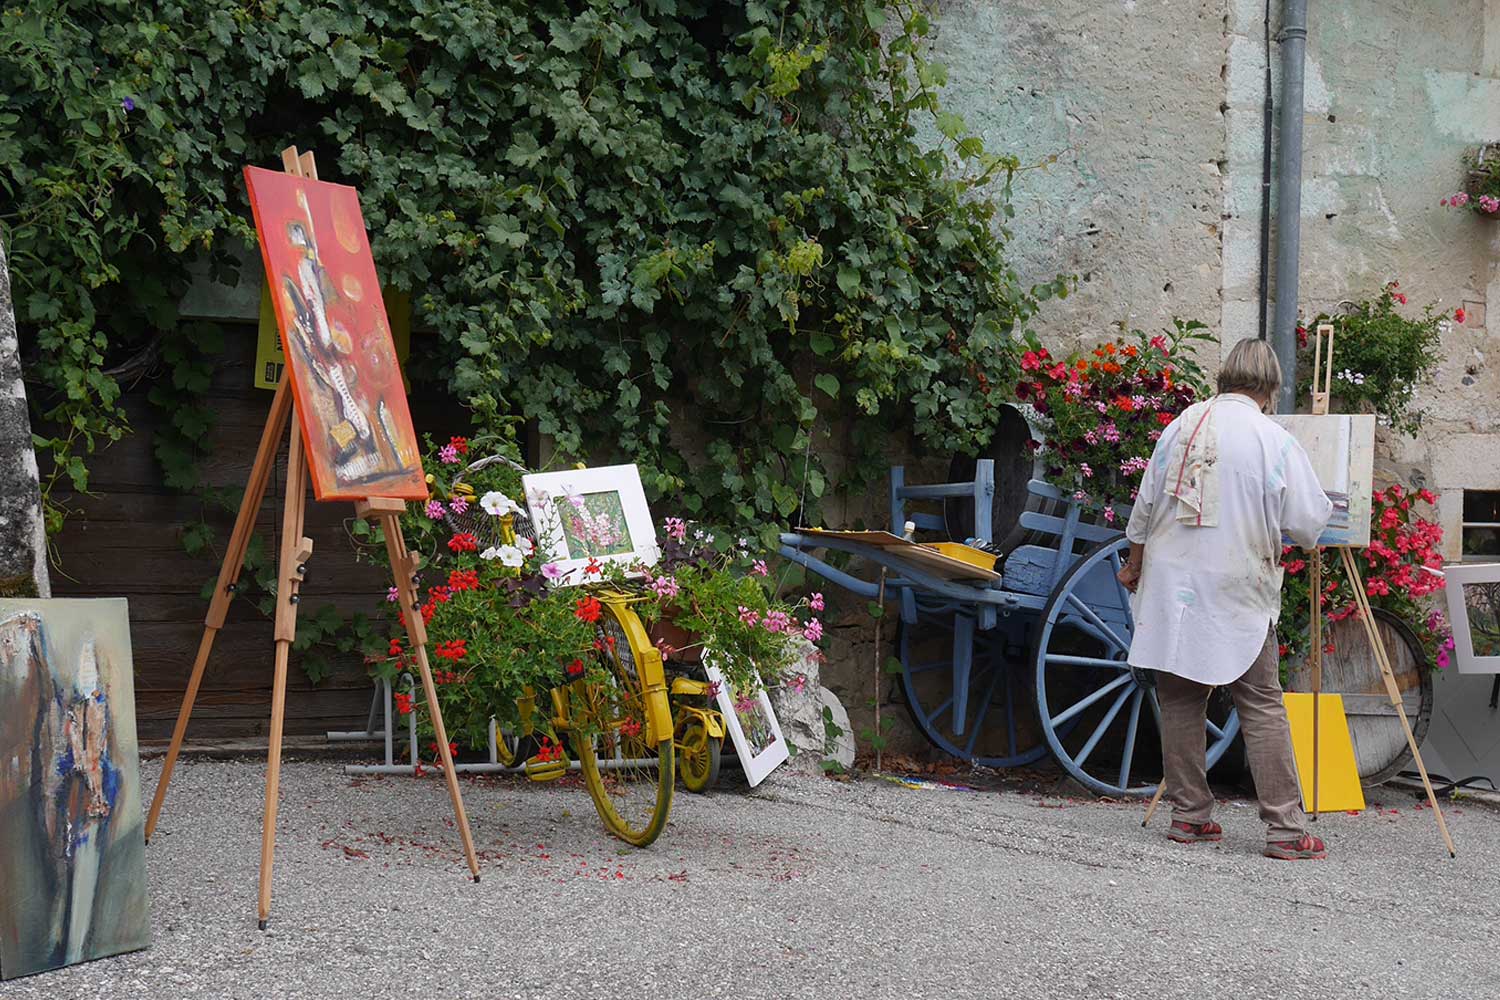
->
xmin=1117 ymin=561 xmax=1141 ymax=593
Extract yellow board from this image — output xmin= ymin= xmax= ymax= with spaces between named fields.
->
xmin=255 ymin=283 xmax=412 ymax=389
xmin=928 ymin=542 xmax=998 ymax=572
xmin=1283 ymin=692 xmax=1366 ymax=813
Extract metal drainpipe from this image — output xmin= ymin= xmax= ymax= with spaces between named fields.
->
xmin=1272 ymin=0 xmax=1309 ymax=413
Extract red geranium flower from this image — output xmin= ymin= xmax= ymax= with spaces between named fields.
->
xmin=584 ymin=558 xmax=603 ymax=576
xmin=449 ymin=436 xmax=469 ymax=455
xmin=394 ymin=692 xmax=414 ymax=715
xmin=574 ymin=596 xmax=603 ymax=623
xmin=448 ymin=532 xmax=479 ymax=553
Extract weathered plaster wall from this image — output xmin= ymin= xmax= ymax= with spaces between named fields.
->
xmin=1224 ymin=0 xmax=1500 ymax=557
xmin=923 ymin=0 xmax=1228 ymax=350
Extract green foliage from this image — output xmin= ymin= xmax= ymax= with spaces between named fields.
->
xmin=3 ymin=0 xmax=1058 ymax=541
xmin=636 ymin=519 xmax=821 ymax=697
xmin=1296 ymin=283 xmax=1447 ymax=436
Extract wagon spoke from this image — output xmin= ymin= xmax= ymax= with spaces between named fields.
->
xmin=1118 ymin=689 xmax=1144 ymax=790
xmin=1064 ymin=593 xmax=1131 ymax=654
xmin=1046 ymin=653 xmax=1129 ymax=670
xmin=1074 ymin=686 xmax=1134 ymax=770
xmin=1050 ymin=673 xmax=1133 ymax=728
xmin=1206 ymin=717 xmax=1224 ymax=740
xmin=964 ymin=667 xmax=1005 ymax=756
xmin=908 ymin=660 xmax=949 ymax=675
xmin=1107 ymin=549 xmax=1133 ymax=620
xmin=922 ymin=692 xmax=956 ymax=730
xmin=1005 ymin=668 xmax=1018 ymax=758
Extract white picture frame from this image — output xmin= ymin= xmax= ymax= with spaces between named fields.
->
xmin=521 ymin=465 xmax=660 ymax=586
xmin=1442 ymin=561 xmax=1500 ymax=674
xmin=704 ymin=657 xmax=789 ymax=787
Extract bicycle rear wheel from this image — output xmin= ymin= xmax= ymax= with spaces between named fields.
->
xmin=570 ymin=601 xmax=675 ymax=846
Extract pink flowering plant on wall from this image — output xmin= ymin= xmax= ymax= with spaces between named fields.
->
xmin=638 ymin=518 xmax=821 ymax=695
xmin=1015 ymin=319 xmax=1215 ymax=523
xmin=1442 ymin=147 xmax=1500 ymax=217
xmin=1277 ymin=485 xmax=1451 ymax=674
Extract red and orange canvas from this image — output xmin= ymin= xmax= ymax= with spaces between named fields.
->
xmin=243 ymin=166 xmax=425 ymax=501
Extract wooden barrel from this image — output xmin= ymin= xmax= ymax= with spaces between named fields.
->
xmin=1283 ymin=607 xmax=1434 ymax=786
xmin=945 ymin=404 xmax=1066 ymax=554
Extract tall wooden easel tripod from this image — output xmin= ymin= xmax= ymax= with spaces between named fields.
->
xmin=1144 ymin=325 xmax=1455 ymax=856
xmin=143 ymin=148 xmax=482 ymax=928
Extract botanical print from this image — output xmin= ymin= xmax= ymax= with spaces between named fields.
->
xmin=1464 ymin=583 xmax=1500 ymax=658
xmin=555 ymin=490 xmax=635 ymax=560
xmin=731 ymin=692 xmax=778 ymax=758
xmin=0 ymin=599 xmax=150 ymax=979
xmin=244 ymin=166 xmax=425 ymax=501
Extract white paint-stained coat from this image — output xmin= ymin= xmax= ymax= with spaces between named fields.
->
xmin=1125 ymin=394 xmax=1332 ymax=685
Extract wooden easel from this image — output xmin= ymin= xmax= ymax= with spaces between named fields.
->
xmin=143 ymin=148 xmax=481 ymax=928
xmin=1145 ymin=325 xmax=1455 ymax=856
xmin=1305 ymin=324 xmax=1453 ymax=854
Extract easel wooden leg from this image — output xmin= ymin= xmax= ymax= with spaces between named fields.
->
xmin=146 ymin=378 xmax=294 ymax=843
xmin=1309 ymin=554 xmax=1322 ymax=821
xmin=1338 ymin=547 xmax=1456 ymax=857
xmin=259 ymin=414 xmax=315 ymax=928
xmin=375 ymin=510 xmax=481 ymax=881
xmin=1142 ymin=780 xmax=1168 ymax=827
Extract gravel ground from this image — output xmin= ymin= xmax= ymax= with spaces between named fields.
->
xmin=4 ymin=756 xmax=1497 ymax=1000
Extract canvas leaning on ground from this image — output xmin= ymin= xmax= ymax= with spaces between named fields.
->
xmin=0 ymin=599 xmax=150 ymax=980
xmin=243 ymin=166 xmax=426 ymax=502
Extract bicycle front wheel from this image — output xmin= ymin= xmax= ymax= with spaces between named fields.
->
xmin=570 ymin=601 xmax=675 ymax=846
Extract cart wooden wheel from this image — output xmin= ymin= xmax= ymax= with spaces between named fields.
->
xmin=899 ymin=610 xmax=1052 ymax=768
xmin=1033 ymin=534 xmax=1240 ymax=796
xmin=1284 ymin=606 xmax=1433 ymax=786
xmin=570 ymin=602 xmax=674 ymax=846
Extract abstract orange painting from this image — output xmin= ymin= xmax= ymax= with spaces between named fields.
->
xmin=243 ymin=166 xmax=426 ymax=501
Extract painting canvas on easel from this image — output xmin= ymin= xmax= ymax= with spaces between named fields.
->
xmin=1271 ymin=414 xmax=1376 ymax=548
xmin=0 ymin=599 xmax=150 ymax=979
xmin=244 ymin=166 xmax=426 ymax=501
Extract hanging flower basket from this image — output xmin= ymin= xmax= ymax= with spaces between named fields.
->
xmin=1444 ymin=144 xmax=1500 ymax=219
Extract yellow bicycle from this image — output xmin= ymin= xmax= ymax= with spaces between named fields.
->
xmin=551 ymin=588 xmax=676 ymax=847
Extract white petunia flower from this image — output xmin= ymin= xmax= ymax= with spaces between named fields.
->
xmin=517 ymin=536 xmax=535 ymax=556
xmin=495 ymin=544 xmax=525 ymax=568
xmin=479 ymin=546 xmax=501 ymax=561
xmin=480 ymin=491 xmax=522 ymax=517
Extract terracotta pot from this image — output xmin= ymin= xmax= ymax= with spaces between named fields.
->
xmin=647 ymin=616 xmax=703 ymax=664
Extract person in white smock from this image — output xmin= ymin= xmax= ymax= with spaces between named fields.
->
xmin=1116 ymin=339 xmax=1333 ymax=860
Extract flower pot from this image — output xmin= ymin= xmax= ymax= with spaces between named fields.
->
xmin=648 ymin=616 xmax=703 ymax=664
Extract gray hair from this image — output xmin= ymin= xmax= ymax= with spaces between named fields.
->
xmin=1217 ymin=338 xmax=1282 ymax=400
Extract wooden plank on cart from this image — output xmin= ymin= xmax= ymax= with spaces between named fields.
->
xmin=794 ymin=528 xmax=1001 ymax=581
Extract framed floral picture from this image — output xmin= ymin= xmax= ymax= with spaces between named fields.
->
xmin=521 ymin=465 xmax=660 ymax=585
xmin=1443 ymin=561 xmax=1500 ymax=673
xmin=704 ymin=657 xmax=788 ymax=787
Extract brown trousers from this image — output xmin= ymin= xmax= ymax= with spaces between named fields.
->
xmin=1156 ymin=625 xmax=1306 ymax=842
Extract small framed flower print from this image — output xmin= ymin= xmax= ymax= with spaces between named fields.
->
xmin=1443 ymin=561 xmax=1500 ymax=673
xmin=521 ymin=465 xmax=660 ymax=586
xmin=704 ymin=657 xmax=789 ymax=787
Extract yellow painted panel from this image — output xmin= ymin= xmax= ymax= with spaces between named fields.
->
xmin=1284 ymin=692 xmax=1367 ymax=814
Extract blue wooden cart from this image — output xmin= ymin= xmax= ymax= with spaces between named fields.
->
xmin=779 ymin=461 xmax=1242 ymax=796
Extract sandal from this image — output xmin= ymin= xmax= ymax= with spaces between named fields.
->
xmin=1168 ymin=820 xmax=1223 ymax=843
xmin=1264 ymin=834 xmax=1327 ymax=860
